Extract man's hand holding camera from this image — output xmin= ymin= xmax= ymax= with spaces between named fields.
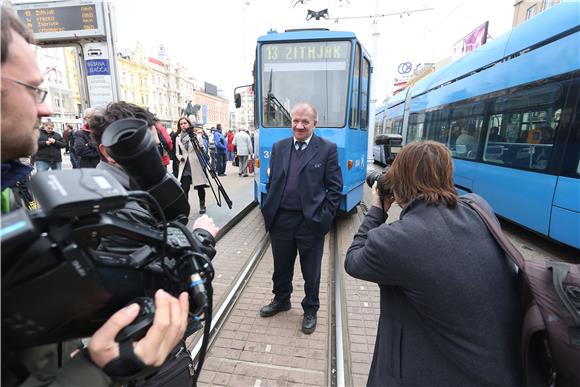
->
xmin=88 ymin=289 xmax=189 ymax=368
xmin=194 ymin=215 xmax=219 ymax=237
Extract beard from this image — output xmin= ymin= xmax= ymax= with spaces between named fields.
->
xmin=1 ymin=128 xmax=39 ymax=162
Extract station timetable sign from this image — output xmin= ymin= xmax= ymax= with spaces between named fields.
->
xmin=14 ymin=1 xmax=105 ymax=41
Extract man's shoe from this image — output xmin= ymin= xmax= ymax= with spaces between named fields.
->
xmin=302 ymin=314 xmax=316 ymax=334
xmin=260 ymin=299 xmax=291 ymax=317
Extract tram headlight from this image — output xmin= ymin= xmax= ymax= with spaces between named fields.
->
xmin=266 ymin=167 xmax=270 ymax=177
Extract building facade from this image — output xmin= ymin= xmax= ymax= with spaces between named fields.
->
xmin=36 ymin=47 xmax=82 ymax=132
xmin=190 ymin=90 xmax=230 ymax=130
xmin=512 ymin=0 xmax=560 ymax=27
xmin=34 ymin=42 xmax=230 ymax=131
xmin=234 ymin=85 xmax=255 ymax=131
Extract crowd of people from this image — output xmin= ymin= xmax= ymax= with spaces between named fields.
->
xmin=1 ymin=3 xmax=528 ymax=386
xmin=35 ymin=109 xmax=256 ymax=214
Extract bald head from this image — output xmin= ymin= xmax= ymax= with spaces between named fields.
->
xmin=291 ymin=102 xmax=317 ymax=122
xmin=291 ymin=102 xmax=317 ymax=141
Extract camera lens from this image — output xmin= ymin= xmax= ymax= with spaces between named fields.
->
xmin=366 ymin=170 xmax=383 ymax=188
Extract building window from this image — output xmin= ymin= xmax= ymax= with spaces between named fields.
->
xmin=542 ymin=0 xmax=551 ymax=10
xmin=526 ymin=5 xmax=536 ymax=20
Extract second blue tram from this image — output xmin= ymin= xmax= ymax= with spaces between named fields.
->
xmin=237 ymin=29 xmax=372 ymax=212
xmin=379 ymin=2 xmax=580 ymax=249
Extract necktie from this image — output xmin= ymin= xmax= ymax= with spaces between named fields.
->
xmin=296 ymin=141 xmax=306 ymax=151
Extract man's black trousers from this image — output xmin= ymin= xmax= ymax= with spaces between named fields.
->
xmin=269 ymin=209 xmax=325 ymax=316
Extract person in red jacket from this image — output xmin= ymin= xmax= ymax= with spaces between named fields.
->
xmin=155 ymin=121 xmax=173 ymax=167
xmin=227 ymin=129 xmax=235 ymax=162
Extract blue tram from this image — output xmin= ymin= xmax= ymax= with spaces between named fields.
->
xmin=236 ymin=29 xmax=372 ymax=212
xmin=378 ymin=2 xmax=580 ymax=249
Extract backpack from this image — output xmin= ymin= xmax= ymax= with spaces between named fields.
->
xmin=461 ymin=197 xmax=580 ymax=387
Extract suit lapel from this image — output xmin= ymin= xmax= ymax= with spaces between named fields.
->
xmin=298 ymin=135 xmax=319 ymax=173
xmin=281 ymin=137 xmax=293 ymax=177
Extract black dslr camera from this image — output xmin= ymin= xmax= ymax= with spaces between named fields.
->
xmin=366 ymin=169 xmax=392 ymax=201
xmin=1 ymin=119 xmax=215 ymax=350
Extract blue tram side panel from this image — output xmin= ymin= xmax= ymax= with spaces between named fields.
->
xmin=245 ymin=29 xmax=371 ymax=213
xmin=380 ymin=2 xmax=580 ymax=249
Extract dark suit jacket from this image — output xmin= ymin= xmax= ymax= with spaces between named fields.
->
xmin=345 ymin=194 xmax=521 ymax=386
xmin=261 ymin=134 xmax=343 ymax=235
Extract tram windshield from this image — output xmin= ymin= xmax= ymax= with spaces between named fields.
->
xmin=260 ymin=40 xmax=352 ymax=128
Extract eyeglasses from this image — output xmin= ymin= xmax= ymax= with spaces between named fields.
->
xmin=1 ymin=77 xmax=48 ymax=104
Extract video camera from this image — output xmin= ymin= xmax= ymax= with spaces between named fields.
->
xmin=1 ymin=119 xmax=215 ymax=351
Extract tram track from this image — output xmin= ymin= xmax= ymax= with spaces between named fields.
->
xmin=187 ymin=202 xmax=371 ymax=386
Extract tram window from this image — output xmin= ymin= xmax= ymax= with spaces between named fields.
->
xmin=425 ymin=109 xmax=451 ymax=145
xmin=393 ymin=119 xmax=403 ymax=135
xmin=407 ymin=113 xmax=425 ymax=142
xmin=449 ymin=104 xmax=483 ymax=159
xmin=349 ymin=44 xmax=361 ymax=128
xmin=360 ymin=57 xmax=370 ymax=130
xmin=494 ymin=83 xmax=564 ymax=171
xmin=375 ymin=115 xmax=384 ymax=134
xmin=260 ymin=41 xmax=352 ymax=127
xmin=484 ymin=108 xmax=560 ymax=171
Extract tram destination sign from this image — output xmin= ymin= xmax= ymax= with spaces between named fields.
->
xmin=14 ymin=2 xmax=105 ymax=41
xmin=262 ymin=41 xmax=350 ymax=63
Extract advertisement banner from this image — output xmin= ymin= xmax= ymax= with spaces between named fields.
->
xmin=452 ymin=21 xmax=489 ymax=61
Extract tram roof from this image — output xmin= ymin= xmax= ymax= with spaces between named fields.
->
xmin=410 ymin=1 xmax=579 ymax=97
xmin=258 ymin=29 xmax=357 ymax=43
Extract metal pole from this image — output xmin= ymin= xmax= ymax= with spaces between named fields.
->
xmin=367 ymin=0 xmax=380 ymax=162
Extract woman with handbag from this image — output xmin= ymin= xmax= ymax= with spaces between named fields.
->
xmin=345 ymin=141 xmax=521 ymax=387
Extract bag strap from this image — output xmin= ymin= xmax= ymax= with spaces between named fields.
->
xmin=460 ymin=197 xmax=525 ymax=270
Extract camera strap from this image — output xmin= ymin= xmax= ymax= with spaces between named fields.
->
xmin=102 ymin=339 xmax=157 ymax=381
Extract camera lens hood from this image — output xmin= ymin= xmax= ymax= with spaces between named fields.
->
xmin=101 ymin=118 xmax=150 ymax=162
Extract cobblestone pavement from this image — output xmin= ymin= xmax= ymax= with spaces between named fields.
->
xmin=197 ymin=232 xmax=332 ymax=386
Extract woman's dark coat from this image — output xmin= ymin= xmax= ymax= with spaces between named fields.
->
xmin=345 ymin=194 xmax=521 ymax=386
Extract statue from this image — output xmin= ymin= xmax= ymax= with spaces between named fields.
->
xmin=180 ymin=101 xmax=201 ymax=123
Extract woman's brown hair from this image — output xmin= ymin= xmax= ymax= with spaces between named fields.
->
xmin=385 ymin=140 xmax=458 ymax=208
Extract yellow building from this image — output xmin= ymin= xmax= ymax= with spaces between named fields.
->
xmin=117 ymin=43 xmax=150 ymax=107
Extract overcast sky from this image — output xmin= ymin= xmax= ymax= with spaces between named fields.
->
xmin=16 ymin=0 xmax=515 ymax=105
xmin=112 ymin=0 xmax=514 ymax=104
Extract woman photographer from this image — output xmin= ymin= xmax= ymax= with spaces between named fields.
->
xmin=345 ymin=141 xmax=521 ymax=386
xmin=175 ymin=117 xmax=209 ymax=214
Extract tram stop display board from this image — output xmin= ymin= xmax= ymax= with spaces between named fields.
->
xmin=15 ymin=1 xmax=106 ymax=41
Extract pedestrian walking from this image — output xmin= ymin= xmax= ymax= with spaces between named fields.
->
xmin=68 ymin=126 xmax=80 ymax=168
xmin=74 ymin=107 xmax=100 ymax=168
xmin=233 ymin=128 xmax=253 ymax=177
xmin=227 ymin=129 xmax=235 ymax=162
xmin=214 ymin=124 xmax=227 ymax=176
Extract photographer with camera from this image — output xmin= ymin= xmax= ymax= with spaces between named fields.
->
xmin=345 ymin=141 xmax=520 ymax=386
xmin=1 ymin=7 xmax=215 ymax=386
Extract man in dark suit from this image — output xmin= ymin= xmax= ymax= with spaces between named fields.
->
xmin=260 ymin=102 xmax=343 ymax=334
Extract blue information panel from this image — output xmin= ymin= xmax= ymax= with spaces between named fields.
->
xmin=85 ymin=59 xmax=110 ymax=76
xmin=202 ymin=105 xmax=208 ymax=125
